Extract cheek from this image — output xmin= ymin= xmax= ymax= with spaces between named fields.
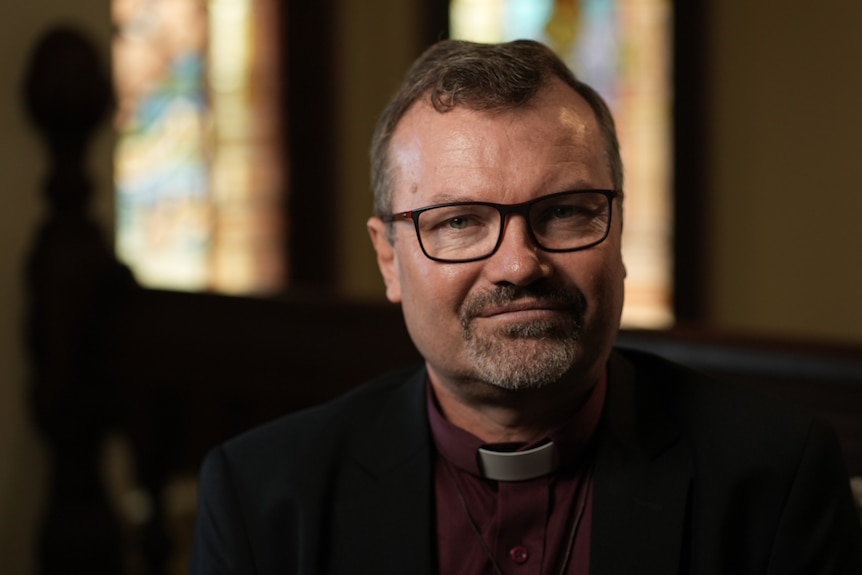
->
xmin=562 ymin=247 xmax=625 ymax=312
xmin=400 ymin=254 xmax=472 ymax=305
xmin=397 ymin=257 xmax=481 ymax=342
xmin=594 ymin=226 xmax=625 ymax=288
xmin=597 ymin=253 xmax=626 ymax=321
xmin=396 ymin=260 xmax=480 ymax=362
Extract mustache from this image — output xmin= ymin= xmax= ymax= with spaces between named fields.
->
xmin=460 ymin=282 xmax=586 ymax=323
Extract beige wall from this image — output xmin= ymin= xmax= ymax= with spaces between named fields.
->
xmin=707 ymin=1 xmax=862 ymax=344
xmin=334 ymin=0 xmax=423 ymax=299
xmin=2 ymin=0 xmax=861 ymax=572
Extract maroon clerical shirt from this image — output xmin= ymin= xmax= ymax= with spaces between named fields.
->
xmin=428 ymin=372 xmax=606 ymax=574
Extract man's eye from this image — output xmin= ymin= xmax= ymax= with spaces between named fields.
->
xmin=540 ymin=205 xmax=583 ymax=222
xmin=551 ymin=206 xmax=576 ymax=219
xmin=543 ymin=204 xmax=600 ymax=222
xmin=446 ymin=216 xmax=471 ymax=229
xmin=421 ymin=206 xmax=492 ymax=234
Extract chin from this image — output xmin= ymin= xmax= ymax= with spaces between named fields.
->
xmin=464 ymin=332 xmax=579 ymax=391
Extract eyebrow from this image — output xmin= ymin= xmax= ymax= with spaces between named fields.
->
xmin=424 ymin=192 xmax=474 ymax=204
xmin=423 ymin=180 xmax=605 ymax=205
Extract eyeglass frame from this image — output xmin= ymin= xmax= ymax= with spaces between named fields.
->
xmin=380 ymin=189 xmax=619 ymax=263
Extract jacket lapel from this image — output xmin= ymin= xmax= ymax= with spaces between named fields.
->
xmin=591 ymin=351 xmax=693 ymax=575
xmin=333 ymin=368 xmax=436 ymax=575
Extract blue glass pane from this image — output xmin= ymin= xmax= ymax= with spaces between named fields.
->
xmin=505 ymin=0 xmax=553 ymax=39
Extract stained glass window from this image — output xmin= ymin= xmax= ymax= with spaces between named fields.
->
xmin=450 ymin=0 xmax=674 ymax=327
xmin=112 ymin=0 xmax=284 ymax=294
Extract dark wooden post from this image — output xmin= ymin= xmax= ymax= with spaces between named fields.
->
xmin=23 ymin=26 xmax=135 ymax=575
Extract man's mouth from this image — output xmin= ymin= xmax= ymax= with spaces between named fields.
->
xmin=460 ymin=284 xmax=586 ymax=334
xmin=475 ymin=300 xmax=569 ymax=320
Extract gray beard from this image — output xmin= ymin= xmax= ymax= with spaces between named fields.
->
xmin=459 ymin=285 xmax=584 ymax=390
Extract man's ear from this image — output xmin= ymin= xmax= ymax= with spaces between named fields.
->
xmin=367 ymin=217 xmax=402 ymax=303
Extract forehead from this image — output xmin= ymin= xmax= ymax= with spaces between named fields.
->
xmin=388 ymin=80 xmax=609 ymax=206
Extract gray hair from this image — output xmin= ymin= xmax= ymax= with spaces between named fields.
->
xmin=370 ymin=39 xmax=623 ymax=216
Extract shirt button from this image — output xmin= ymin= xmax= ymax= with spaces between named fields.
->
xmin=510 ymin=545 xmax=529 ymax=564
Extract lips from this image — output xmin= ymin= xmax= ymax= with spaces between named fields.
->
xmin=460 ymin=283 xmax=585 ymax=327
xmin=475 ymin=299 xmax=568 ymax=319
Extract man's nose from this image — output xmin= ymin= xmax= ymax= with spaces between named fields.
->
xmin=483 ymin=215 xmax=553 ymax=286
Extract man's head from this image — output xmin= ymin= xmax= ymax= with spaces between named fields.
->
xmin=371 ymin=39 xmax=623 ymax=217
xmin=367 ymin=39 xmax=625 ymax=401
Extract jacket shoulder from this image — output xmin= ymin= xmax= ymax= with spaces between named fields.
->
xmin=614 ymin=346 xmax=815 ymax=435
xmin=219 ymin=364 xmax=425 ymax=465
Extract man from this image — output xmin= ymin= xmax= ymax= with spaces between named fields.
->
xmin=191 ymin=39 xmax=862 ymax=574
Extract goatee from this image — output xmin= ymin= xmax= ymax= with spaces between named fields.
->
xmin=459 ymin=283 xmax=585 ymax=390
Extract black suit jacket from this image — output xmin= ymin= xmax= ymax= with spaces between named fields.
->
xmin=190 ymin=349 xmax=862 ymax=574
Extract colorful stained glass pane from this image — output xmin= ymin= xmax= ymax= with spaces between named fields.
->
xmin=112 ymin=0 xmax=283 ymax=294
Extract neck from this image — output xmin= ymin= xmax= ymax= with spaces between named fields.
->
xmin=428 ymin=366 xmax=599 ymax=444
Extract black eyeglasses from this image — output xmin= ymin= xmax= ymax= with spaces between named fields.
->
xmin=381 ymin=190 xmax=617 ymax=263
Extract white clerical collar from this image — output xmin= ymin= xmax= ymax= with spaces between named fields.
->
xmin=477 ymin=440 xmax=559 ymax=481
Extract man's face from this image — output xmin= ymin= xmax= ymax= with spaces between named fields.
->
xmin=368 ymin=80 xmax=625 ymax=394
